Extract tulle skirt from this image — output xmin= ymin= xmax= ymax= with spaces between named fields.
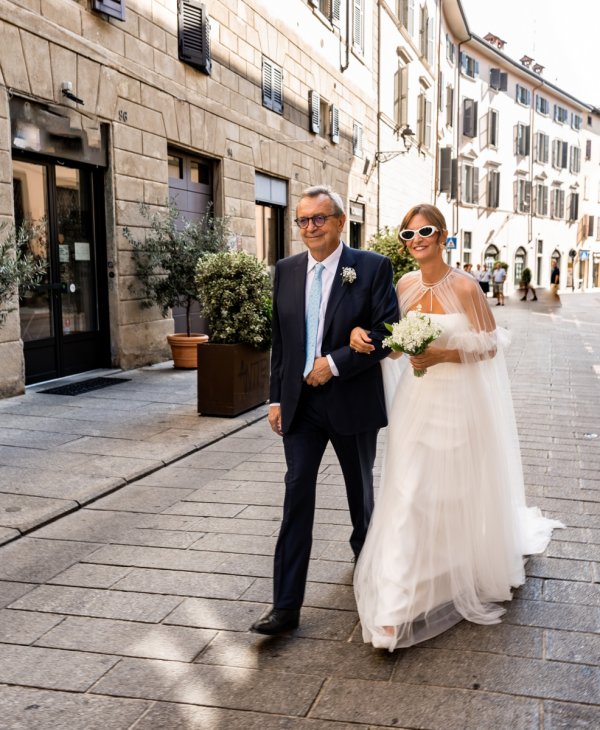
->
xmin=354 ymin=318 xmax=562 ymax=651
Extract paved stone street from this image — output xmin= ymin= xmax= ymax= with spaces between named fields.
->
xmin=0 ymin=292 xmax=599 ymax=729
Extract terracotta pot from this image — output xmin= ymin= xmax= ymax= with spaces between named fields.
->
xmin=197 ymin=342 xmax=270 ymax=416
xmin=167 ymin=333 xmax=209 ymax=369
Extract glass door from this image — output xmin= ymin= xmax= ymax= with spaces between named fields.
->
xmin=13 ymin=157 xmax=109 ymax=383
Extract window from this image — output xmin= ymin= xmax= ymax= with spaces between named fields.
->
xmin=568 ymin=192 xmax=579 ymax=221
xmin=514 ymin=247 xmax=526 ymax=285
xmin=459 ymin=52 xmax=479 ymax=79
xmin=488 ymin=109 xmax=499 ymax=148
xmin=552 ymin=139 xmax=568 ymax=169
xmin=515 ymin=178 xmax=531 ymax=213
xmin=550 ymin=188 xmax=565 ymax=218
xmin=309 ymin=90 xmax=320 ymax=134
xmin=417 ymin=93 xmax=432 ymax=149
xmin=178 ymin=1 xmax=211 ymax=74
xmin=445 ymin=33 xmax=455 ymax=64
xmin=92 ymin=0 xmax=125 ymax=20
xmin=535 ymin=132 xmax=549 ymax=163
xmin=439 ymin=147 xmax=452 ymax=193
xmin=516 ymin=84 xmax=531 ymax=106
xmin=394 ymin=64 xmax=409 ymax=129
xmin=489 ymin=68 xmax=507 ymax=91
xmin=398 ymin=0 xmax=415 ymax=34
xmin=463 ymin=231 xmax=472 ymax=264
xmin=330 ymin=105 xmax=340 ymax=144
xmin=352 ymin=0 xmax=364 ymax=53
xmin=262 ymin=57 xmax=283 ymax=114
xmin=585 ymin=139 xmax=592 ymax=161
xmin=571 ymin=113 xmax=583 ymax=131
xmin=536 ymin=95 xmax=549 ymax=115
xmin=569 ymin=146 xmax=581 ymax=173
xmin=445 ymin=85 xmax=454 ymax=127
xmin=310 ymin=0 xmax=341 ymax=25
xmin=554 ymin=104 xmax=568 ymax=123
xmin=487 ymin=169 xmax=500 ymax=208
xmin=461 ymin=163 xmax=479 ymax=204
xmin=535 ymin=183 xmax=549 ymax=216
xmin=352 ymin=121 xmax=363 ymax=157
xmin=419 ymin=6 xmax=434 ymax=64
xmin=463 ymin=98 xmax=478 ymax=138
xmin=255 ymin=173 xmax=288 ymax=273
xmin=516 ymin=123 xmax=530 ymax=156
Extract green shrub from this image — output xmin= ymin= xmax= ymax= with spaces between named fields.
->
xmin=196 ymin=251 xmax=272 ymax=350
xmin=0 ymin=222 xmax=45 ymax=326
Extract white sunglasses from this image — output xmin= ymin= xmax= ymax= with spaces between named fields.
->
xmin=398 ymin=225 xmax=438 ymax=242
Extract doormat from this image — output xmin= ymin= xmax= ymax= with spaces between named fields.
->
xmin=38 ymin=377 xmax=131 ymax=396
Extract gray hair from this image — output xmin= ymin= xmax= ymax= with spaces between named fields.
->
xmin=298 ymin=185 xmax=345 ymax=216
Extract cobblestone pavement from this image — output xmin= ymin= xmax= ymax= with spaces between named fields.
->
xmin=0 ymin=292 xmax=599 ymax=729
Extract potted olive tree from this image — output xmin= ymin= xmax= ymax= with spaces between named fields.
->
xmin=0 ymin=222 xmax=45 ymax=328
xmin=195 ymin=250 xmax=272 ymax=416
xmin=124 ymin=203 xmax=230 ymax=368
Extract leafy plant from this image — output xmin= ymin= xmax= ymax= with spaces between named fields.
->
xmin=367 ymin=226 xmax=418 ymax=284
xmin=195 ymin=251 xmax=272 ymax=350
xmin=0 ymin=222 xmax=45 ymax=326
xmin=124 ymin=203 xmax=230 ymax=337
xmin=520 ymin=267 xmax=532 ymax=285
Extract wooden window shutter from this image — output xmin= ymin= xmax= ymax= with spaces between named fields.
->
xmin=332 ymin=0 xmax=341 ymax=26
xmin=425 ymin=100 xmax=432 ymax=148
xmin=92 ymin=0 xmax=125 ymax=21
xmin=408 ymin=0 xmax=415 ymax=34
xmin=473 ymin=167 xmax=480 ymax=205
xmin=178 ymin=0 xmax=212 ymax=75
xmin=262 ymin=59 xmax=273 ymax=110
xmin=439 ymin=147 xmax=452 ymax=192
xmin=353 ymin=0 xmax=363 ymax=50
xmin=427 ymin=16 xmax=434 ymax=64
xmin=588 ymin=215 xmax=594 ymax=237
xmin=490 ymin=68 xmax=500 ymax=89
xmin=272 ymin=65 xmax=283 ymax=114
xmin=446 ymin=86 xmax=454 ymax=127
xmin=463 ymin=99 xmax=476 ymax=138
xmin=330 ymin=105 xmax=340 ymax=144
xmin=352 ymin=122 xmax=363 ymax=156
xmin=309 ymin=91 xmax=320 ymax=134
xmin=586 ymin=139 xmax=592 ymax=160
xmin=450 ymin=158 xmax=458 ymax=200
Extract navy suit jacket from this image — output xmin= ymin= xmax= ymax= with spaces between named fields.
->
xmin=270 ymin=244 xmax=399 ymax=435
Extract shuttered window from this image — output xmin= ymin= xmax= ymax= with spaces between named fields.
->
xmin=463 ymin=98 xmax=478 ymax=138
xmin=461 ymin=164 xmax=479 ymax=205
xmin=330 ymin=105 xmax=340 ymax=144
xmin=353 ymin=0 xmax=364 ymax=52
xmin=445 ymin=86 xmax=454 ymax=127
xmin=417 ymin=94 xmax=432 ymax=149
xmin=489 ymin=68 xmax=507 ymax=91
xmin=488 ymin=109 xmax=499 ymax=148
xmin=569 ymin=146 xmax=581 ymax=173
xmin=535 ymin=132 xmax=549 ymax=163
xmin=516 ymin=124 xmax=530 ymax=156
xmin=535 ymin=184 xmax=549 ymax=216
xmin=309 ymin=91 xmax=320 ymax=134
xmin=439 ymin=147 xmax=452 ymax=193
xmin=262 ymin=58 xmax=283 ymax=114
xmin=178 ymin=1 xmax=212 ymax=75
xmin=515 ymin=179 xmax=531 ymax=212
xmin=568 ymin=193 xmax=579 ymax=221
xmin=394 ymin=65 xmax=409 ymax=129
xmin=92 ymin=0 xmax=125 ymax=20
xmin=352 ymin=121 xmax=363 ymax=157
xmin=487 ymin=170 xmax=500 ymax=208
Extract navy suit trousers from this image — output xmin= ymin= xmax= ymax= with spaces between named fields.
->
xmin=273 ymin=382 xmax=378 ymax=609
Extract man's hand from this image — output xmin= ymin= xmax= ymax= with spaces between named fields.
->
xmin=268 ymin=405 xmax=283 ymax=436
xmin=305 ymin=356 xmax=333 ymax=387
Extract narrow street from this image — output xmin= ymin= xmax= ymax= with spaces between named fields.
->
xmin=1 ymin=292 xmax=599 ymax=729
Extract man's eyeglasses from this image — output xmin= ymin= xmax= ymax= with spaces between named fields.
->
xmin=398 ymin=225 xmax=438 ymax=242
xmin=294 ymin=214 xmax=338 ymax=229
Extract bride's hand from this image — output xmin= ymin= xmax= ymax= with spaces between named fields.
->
xmin=350 ymin=327 xmax=375 ymax=354
xmin=409 ymin=347 xmax=446 ymax=370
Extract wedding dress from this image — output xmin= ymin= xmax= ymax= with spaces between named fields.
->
xmin=354 ymin=269 xmax=563 ymax=651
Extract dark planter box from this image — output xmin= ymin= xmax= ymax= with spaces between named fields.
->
xmin=197 ymin=342 xmax=270 ymax=417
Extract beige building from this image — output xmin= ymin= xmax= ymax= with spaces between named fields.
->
xmin=1 ymin=0 xmax=380 ymax=397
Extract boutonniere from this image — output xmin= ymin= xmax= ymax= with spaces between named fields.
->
xmin=341 ymin=267 xmax=357 ymax=285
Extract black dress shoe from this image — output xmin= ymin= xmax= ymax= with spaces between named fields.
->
xmin=251 ymin=608 xmax=300 ymax=635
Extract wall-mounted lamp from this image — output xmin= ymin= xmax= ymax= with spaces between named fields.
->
xmin=61 ymin=81 xmax=84 ymax=105
xmin=372 ymin=126 xmax=416 ymax=165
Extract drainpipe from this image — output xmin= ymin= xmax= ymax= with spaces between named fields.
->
xmin=455 ymin=40 xmax=464 ymax=263
xmin=433 ymin=0 xmax=443 ymax=203
xmin=529 ymin=77 xmax=544 ymax=280
xmin=340 ymin=0 xmax=351 ymax=72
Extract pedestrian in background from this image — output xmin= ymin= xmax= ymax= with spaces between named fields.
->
xmin=493 ymin=262 xmax=506 ymax=306
xmin=479 ymin=265 xmax=491 ymax=296
xmin=519 ymin=267 xmax=537 ymax=302
xmin=550 ymin=260 xmax=561 ymax=302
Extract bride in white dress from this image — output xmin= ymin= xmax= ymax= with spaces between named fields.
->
xmin=350 ymin=204 xmax=563 ymax=651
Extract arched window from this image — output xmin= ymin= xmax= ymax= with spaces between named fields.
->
xmin=514 ymin=247 xmax=527 ymax=285
xmin=484 ymin=245 xmax=499 ymax=274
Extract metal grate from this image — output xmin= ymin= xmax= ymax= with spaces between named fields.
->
xmin=38 ymin=377 xmax=131 ymax=396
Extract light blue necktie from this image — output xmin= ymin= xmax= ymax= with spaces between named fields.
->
xmin=303 ymin=263 xmax=325 ymax=378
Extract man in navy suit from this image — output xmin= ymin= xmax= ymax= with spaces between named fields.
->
xmin=251 ymin=186 xmax=399 ymax=635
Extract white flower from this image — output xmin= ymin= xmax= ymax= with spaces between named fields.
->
xmin=383 ymin=305 xmax=442 ymax=377
xmin=341 ymin=267 xmax=357 ymax=285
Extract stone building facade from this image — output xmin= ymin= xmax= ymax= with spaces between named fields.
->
xmin=0 ymin=0 xmax=381 ymax=396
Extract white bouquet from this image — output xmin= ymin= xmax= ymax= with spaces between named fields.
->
xmin=383 ymin=305 xmax=443 ymax=377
